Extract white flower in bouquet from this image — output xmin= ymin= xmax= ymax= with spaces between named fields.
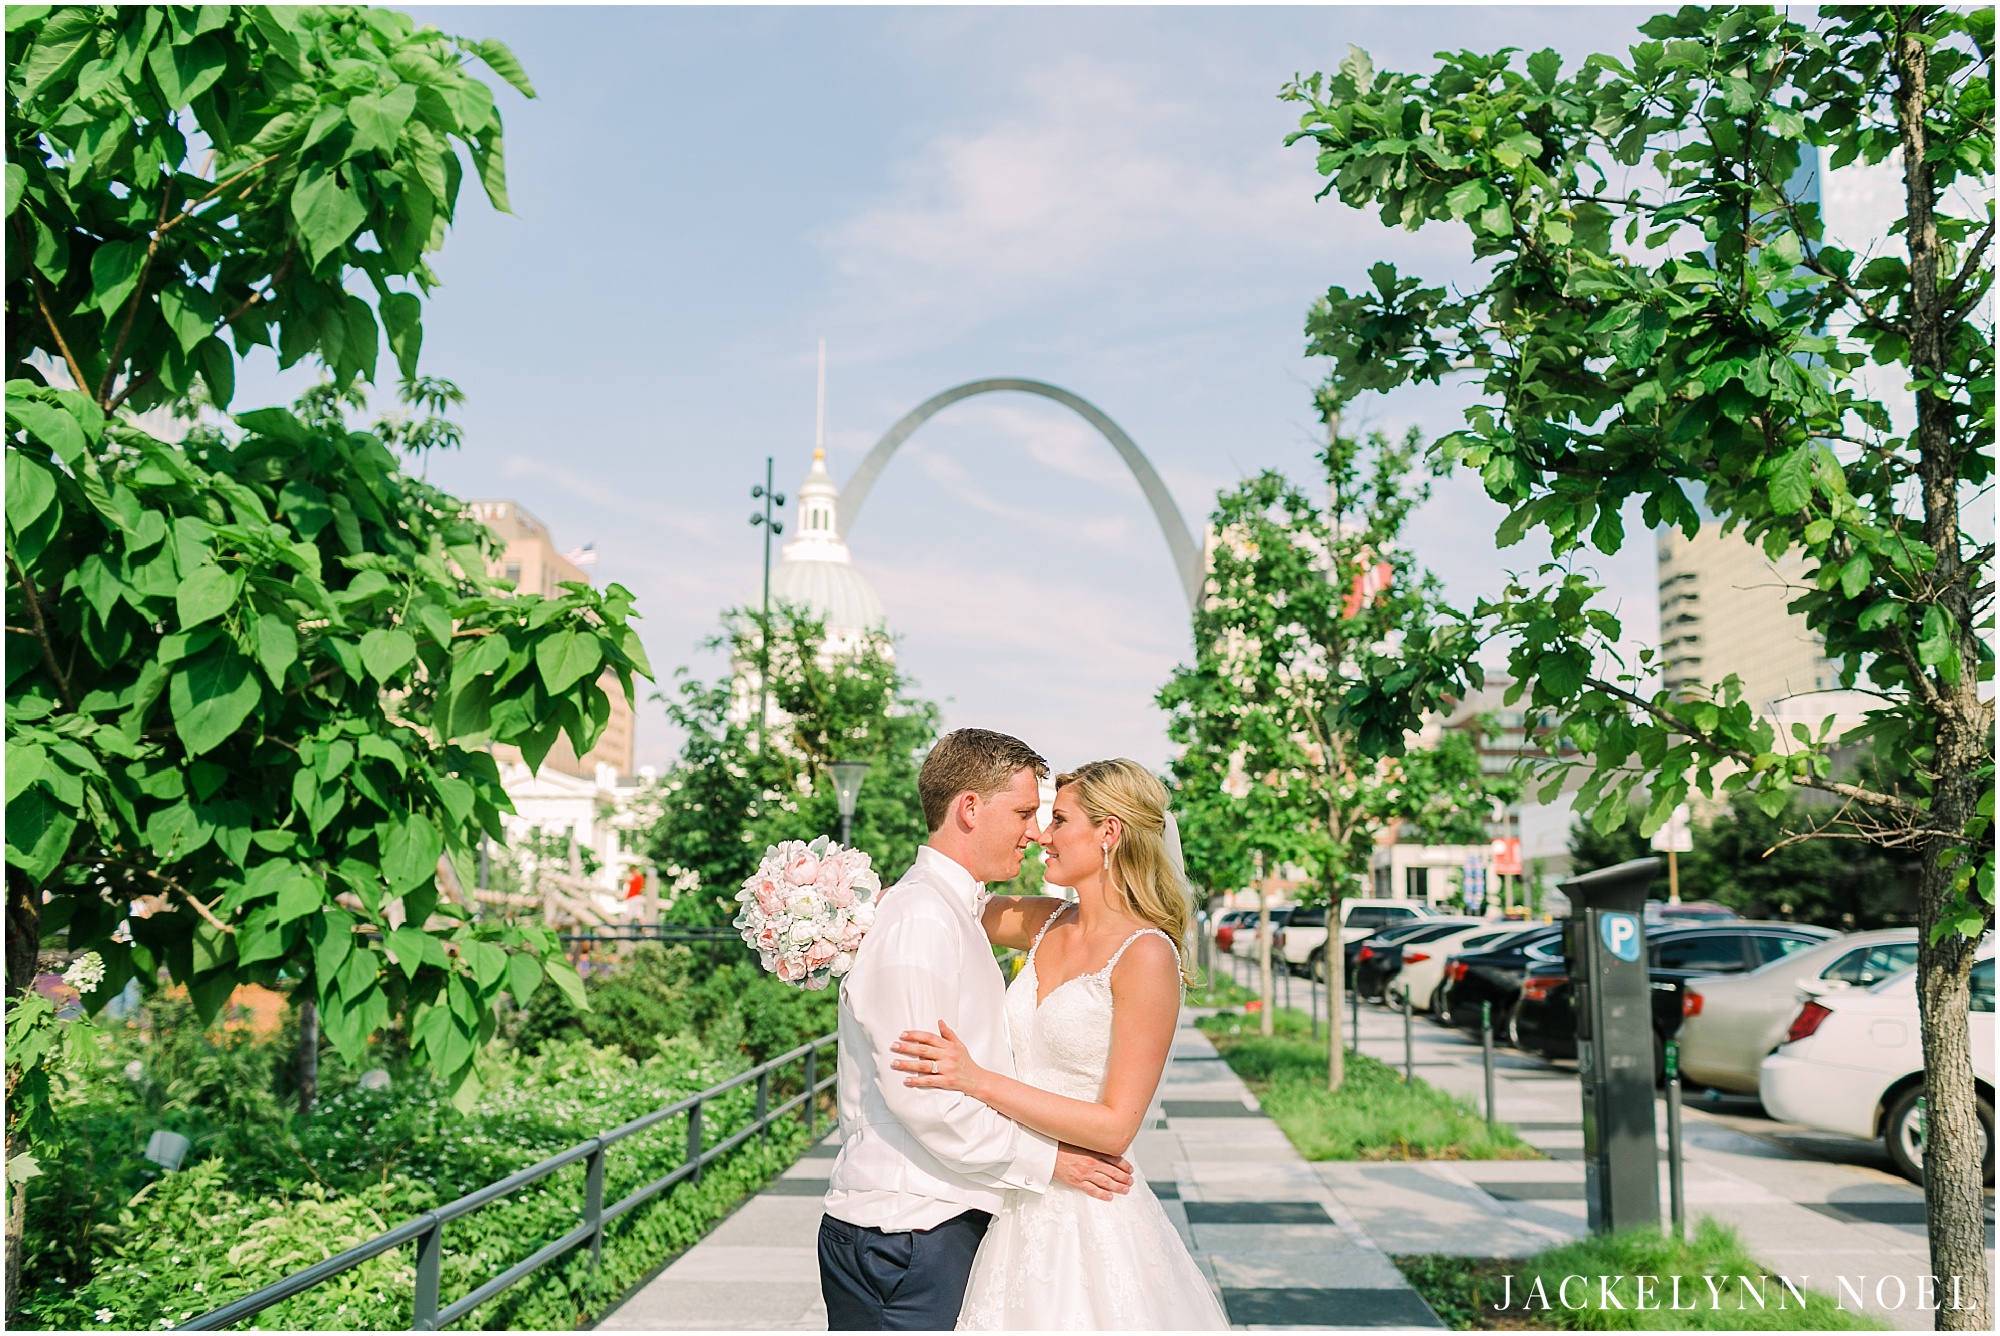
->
xmin=735 ymin=835 xmax=885 ymax=990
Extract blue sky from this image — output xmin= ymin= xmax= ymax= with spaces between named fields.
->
xmin=238 ymin=5 xmax=1671 ymax=773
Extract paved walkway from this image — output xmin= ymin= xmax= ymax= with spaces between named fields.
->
xmin=1288 ymin=962 xmax=1996 ymax=1333
xmin=598 ymin=1011 xmax=1443 ymax=1330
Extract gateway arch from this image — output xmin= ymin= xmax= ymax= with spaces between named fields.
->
xmin=835 ymin=378 xmax=1203 ymax=612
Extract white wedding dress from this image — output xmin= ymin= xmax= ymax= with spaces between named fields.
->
xmin=957 ymin=907 xmax=1230 ymax=1330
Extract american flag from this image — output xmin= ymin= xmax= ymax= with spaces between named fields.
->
xmin=562 ymin=544 xmax=597 ymax=568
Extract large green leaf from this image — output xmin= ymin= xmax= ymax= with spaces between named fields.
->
xmin=382 ymin=813 xmax=442 ymax=895
xmin=534 ymin=628 xmax=600 ymax=696
xmin=359 ymin=627 xmax=416 ymax=683
xmin=89 ymin=238 xmax=145 ymax=317
xmin=169 ymin=646 xmax=262 ymax=756
xmin=290 ymin=165 xmax=369 ymax=268
xmin=5 ymin=452 xmax=57 ymax=533
xmin=174 ymin=563 xmax=237 ymax=628
xmin=475 ymin=38 xmax=536 ymax=98
xmin=253 ymin=613 xmax=298 ymax=686
xmin=348 ymin=84 xmax=417 ymax=156
xmin=146 ymin=29 xmax=226 ymax=108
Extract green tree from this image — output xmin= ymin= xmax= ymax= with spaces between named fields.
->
xmin=5 ymin=0 xmax=644 ymax=1139
xmin=647 ymin=606 xmax=939 ymax=927
xmin=1284 ymin=8 xmax=1991 ymax=1315
xmin=6 ymin=4 xmax=532 ymax=411
xmin=1160 ymin=419 xmax=1518 ymax=1086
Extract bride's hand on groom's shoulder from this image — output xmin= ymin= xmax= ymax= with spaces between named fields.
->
xmin=892 ymin=1019 xmax=986 ymax=1097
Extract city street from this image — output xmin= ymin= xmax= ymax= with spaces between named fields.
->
xmin=1218 ymin=950 xmax=1997 ymax=1331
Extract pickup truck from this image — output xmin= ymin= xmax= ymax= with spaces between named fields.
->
xmin=1277 ymin=899 xmax=1439 ymax=979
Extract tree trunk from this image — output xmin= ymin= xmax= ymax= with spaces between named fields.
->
xmin=1893 ymin=19 xmax=1992 ymax=1331
xmin=1256 ymin=868 xmax=1274 ymax=1038
xmin=296 ymin=998 xmax=319 ymax=1117
xmin=6 ymin=866 xmax=39 ymax=998
xmin=1325 ymin=888 xmax=1346 ymax=1093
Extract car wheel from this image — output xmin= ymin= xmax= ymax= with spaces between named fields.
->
xmin=1885 ymin=1086 xmax=1997 ymax=1186
xmin=1308 ymin=951 xmax=1325 ymax=984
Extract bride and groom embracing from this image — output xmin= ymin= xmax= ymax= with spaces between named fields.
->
xmin=817 ymin=728 xmax=1229 ymax=1331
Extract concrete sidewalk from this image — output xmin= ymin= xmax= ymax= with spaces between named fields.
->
xmin=1298 ymin=972 xmax=1996 ymax=1332
xmin=597 ymin=1011 xmax=1445 ymax=1330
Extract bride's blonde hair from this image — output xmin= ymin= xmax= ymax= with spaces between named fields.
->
xmin=1055 ymin=759 xmax=1193 ymax=980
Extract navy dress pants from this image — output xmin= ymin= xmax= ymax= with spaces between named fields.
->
xmin=818 ymin=1210 xmax=992 ymax=1330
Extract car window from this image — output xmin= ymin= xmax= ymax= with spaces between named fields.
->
xmin=1348 ymin=906 xmax=1395 ymax=929
xmin=1404 ymin=921 xmax=1475 ymax=945
xmin=1384 ymin=906 xmax=1420 ymax=920
xmin=1819 ymin=947 xmax=1872 ymax=984
xmin=1459 ymin=931 xmax=1511 ymax=951
xmin=1971 ymin=959 xmax=1994 ymax=1014
xmin=1289 ymin=906 xmax=1326 ymax=929
xmin=1652 ymin=935 xmax=1749 ymax=972
xmin=1750 ymin=934 xmax=1821 ymax=965
xmin=1846 ymin=943 xmax=1920 ymax=985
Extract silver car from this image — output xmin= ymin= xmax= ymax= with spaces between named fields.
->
xmin=1677 ymin=927 xmax=1917 ymax=1094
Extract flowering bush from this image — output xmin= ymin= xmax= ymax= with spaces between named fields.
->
xmin=734 ymin=836 xmax=883 ymax=989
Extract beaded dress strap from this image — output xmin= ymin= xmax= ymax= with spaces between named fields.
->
xmin=1100 ymin=927 xmax=1174 ymax=976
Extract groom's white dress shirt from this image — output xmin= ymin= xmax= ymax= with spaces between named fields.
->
xmin=824 ymin=845 xmax=1057 ymax=1231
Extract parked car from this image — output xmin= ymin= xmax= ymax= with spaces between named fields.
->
xmin=1352 ymin=917 xmax=1484 ymax=1002
xmin=1340 ymin=917 xmax=1465 ymax=990
xmin=1513 ymin=922 xmax=1837 ymax=1070
xmin=1211 ymin=909 xmax=1259 ymax=955
xmin=1283 ymin=899 xmax=1439 ymax=981
xmin=1434 ymin=925 xmax=1565 ymax=1035
xmin=1760 ymin=945 xmax=1994 ymax=1184
xmin=1644 ymin=900 xmax=1740 ymax=925
xmin=1229 ymin=906 xmax=1291 ymax=961
xmin=1397 ymin=923 xmax=1545 ymax=1013
xmin=1678 ymin=929 xmax=1919 ymax=1094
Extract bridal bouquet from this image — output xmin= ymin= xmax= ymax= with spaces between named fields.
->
xmin=735 ymin=836 xmax=884 ymax=990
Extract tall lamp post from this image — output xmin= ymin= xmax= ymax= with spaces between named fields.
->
xmin=830 ymin=760 xmax=871 ymax=847
xmin=749 ymin=458 xmax=785 ymax=748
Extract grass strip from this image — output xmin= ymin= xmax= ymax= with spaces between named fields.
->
xmin=1198 ymin=1005 xmax=1538 ymax=1161
xmin=1396 ymin=1219 xmax=1883 ymax=1329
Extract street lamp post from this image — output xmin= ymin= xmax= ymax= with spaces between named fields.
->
xmin=830 ymin=760 xmax=871 ymax=847
xmin=749 ymin=458 xmax=785 ymax=748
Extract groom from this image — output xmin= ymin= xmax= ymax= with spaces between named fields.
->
xmin=818 ymin=728 xmax=1135 ymax=1329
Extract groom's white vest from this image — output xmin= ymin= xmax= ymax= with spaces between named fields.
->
xmin=824 ymin=846 xmax=1057 ymax=1231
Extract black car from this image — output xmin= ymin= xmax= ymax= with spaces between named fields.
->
xmin=1513 ymin=922 xmax=1838 ymax=1068
xmin=1434 ymin=925 xmax=1564 ymax=1035
xmin=1352 ymin=918 xmax=1483 ymax=1002
xmin=1341 ymin=918 xmax=1458 ymax=990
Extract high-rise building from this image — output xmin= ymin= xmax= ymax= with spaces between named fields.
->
xmin=468 ymin=500 xmax=635 ymax=777
xmin=1656 ymin=523 xmax=1872 ymax=736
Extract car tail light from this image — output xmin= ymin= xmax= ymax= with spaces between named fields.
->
xmin=1403 ymin=952 xmax=1430 ymax=964
xmin=1358 ymin=946 xmax=1374 ymax=962
xmin=1786 ymin=1001 xmax=1834 ymax=1044
xmin=1521 ymin=974 xmax=1564 ymax=1001
xmin=1448 ymin=962 xmax=1469 ymax=982
xmin=1683 ymin=990 xmax=1704 ymax=1018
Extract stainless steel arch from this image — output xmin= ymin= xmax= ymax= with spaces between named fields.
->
xmin=837 ymin=378 xmax=1202 ymax=610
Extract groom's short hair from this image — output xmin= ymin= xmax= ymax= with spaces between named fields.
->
xmin=919 ymin=729 xmax=1048 ymax=832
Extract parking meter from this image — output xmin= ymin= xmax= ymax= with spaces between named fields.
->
xmin=1560 ymin=856 xmax=1661 ymax=1235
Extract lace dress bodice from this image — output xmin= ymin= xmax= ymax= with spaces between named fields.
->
xmin=1003 ymin=905 xmax=1169 ymax=1103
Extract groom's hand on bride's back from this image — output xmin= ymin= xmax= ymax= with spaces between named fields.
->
xmin=1053 ymin=1143 xmax=1134 ymax=1200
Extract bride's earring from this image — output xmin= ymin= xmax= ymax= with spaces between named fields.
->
xmin=1101 ymin=843 xmax=1111 ymax=872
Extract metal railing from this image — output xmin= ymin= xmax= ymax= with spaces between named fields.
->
xmin=179 ymin=1032 xmax=837 ymax=1331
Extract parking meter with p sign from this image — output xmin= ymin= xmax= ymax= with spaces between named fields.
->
xmin=1559 ymin=856 xmax=1662 ymax=1235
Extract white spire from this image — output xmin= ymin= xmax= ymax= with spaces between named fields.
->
xmin=814 ymin=336 xmax=826 ymax=461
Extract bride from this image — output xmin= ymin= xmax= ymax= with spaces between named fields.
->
xmin=890 ymin=758 xmax=1229 ymax=1330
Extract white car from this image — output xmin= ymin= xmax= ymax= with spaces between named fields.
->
xmin=1759 ymin=943 xmax=1994 ymax=1184
xmin=1277 ymin=900 xmax=1440 ymax=978
xmin=1396 ymin=922 xmax=1543 ymax=1012
xmin=1679 ymin=929 xmax=1917 ymax=1094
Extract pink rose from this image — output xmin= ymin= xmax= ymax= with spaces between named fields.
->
xmin=805 ymin=939 xmax=838 ymax=969
xmin=827 ymin=880 xmax=855 ymax=908
xmin=754 ymin=877 xmax=785 ymax=916
xmin=839 ymin=922 xmax=865 ymax=952
xmin=776 ymin=953 xmax=807 ymax=983
xmin=757 ymin=925 xmax=782 ymax=952
xmin=786 ymin=851 xmax=821 ymax=886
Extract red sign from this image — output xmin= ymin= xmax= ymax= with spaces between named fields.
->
xmin=1490 ymin=838 xmax=1523 ymax=877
